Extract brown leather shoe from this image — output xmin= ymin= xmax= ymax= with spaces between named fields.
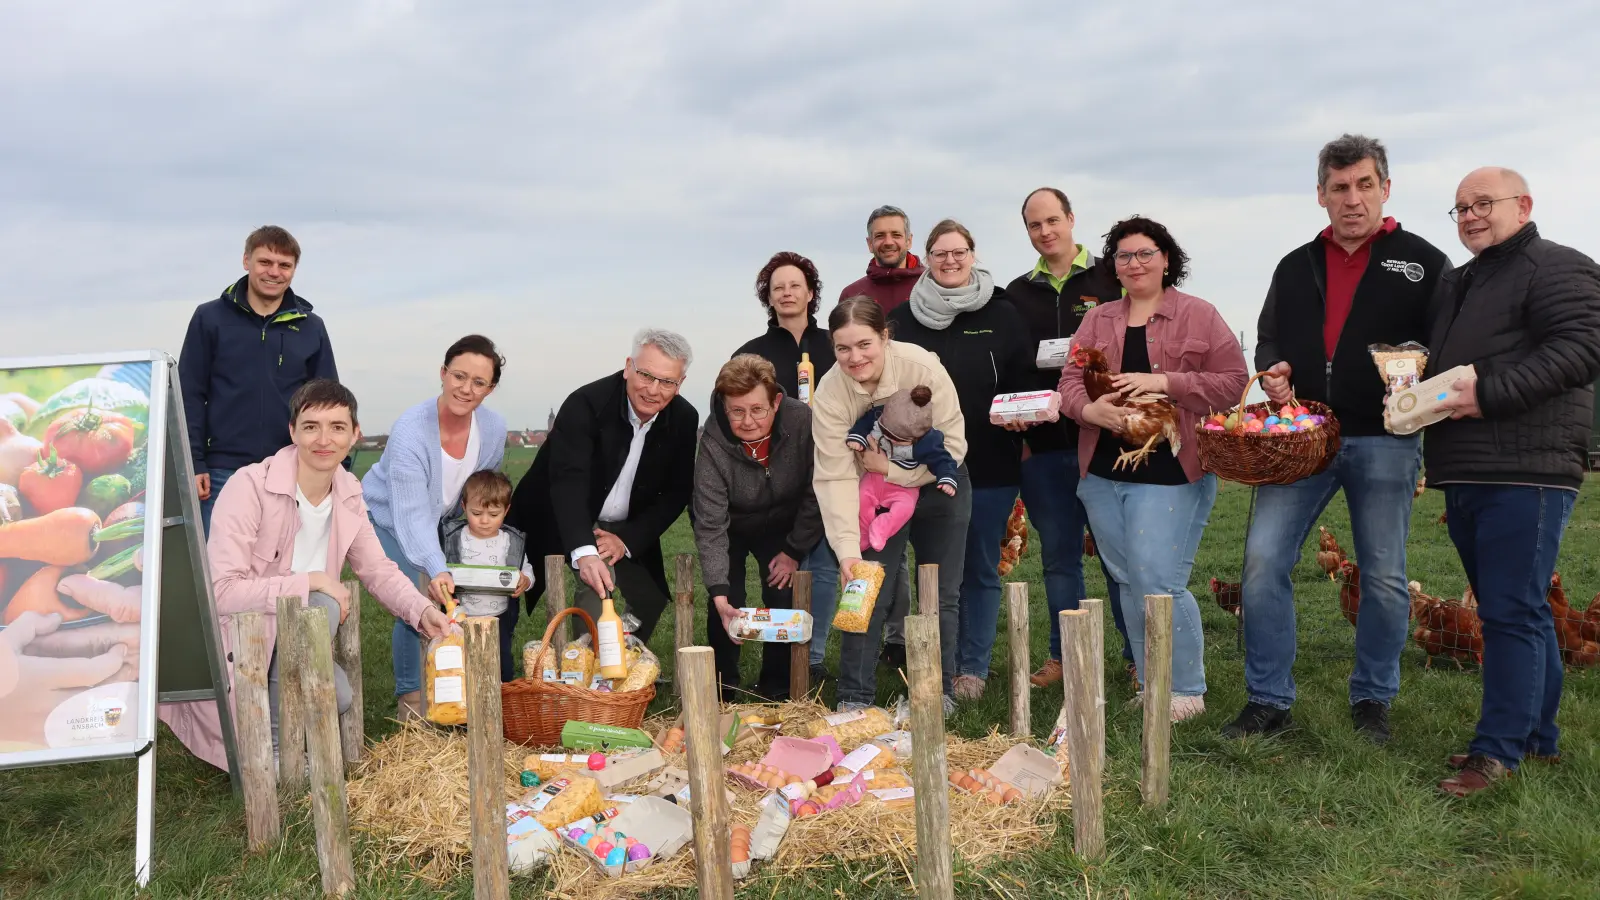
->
xmin=396 ymin=691 xmax=424 ymax=723
xmin=1448 ymin=751 xmax=1559 ymax=769
xmin=1438 ymin=754 xmax=1511 ymax=797
xmin=1029 ymin=659 xmax=1063 ymax=687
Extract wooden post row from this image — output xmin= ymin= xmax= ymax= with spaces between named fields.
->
xmin=276 ymin=594 xmax=308 ymax=794
xmin=1006 ymin=583 xmax=1030 ymax=738
xmin=465 ymin=617 xmax=510 ymax=900
xmin=298 ymin=607 xmax=356 ymax=896
xmin=906 ymin=614 xmax=955 ymax=900
xmin=916 ymin=563 xmax=940 ymax=617
xmin=544 ymin=555 xmax=570 ymax=650
xmin=1080 ymin=597 xmax=1107 ymax=770
xmin=232 ymin=611 xmax=280 ymax=851
xmin=415 ymin=574 xmax=431 ymax=721
xmin=790 ymin=570 xmax=813 ymax=700
xmin=1059 ymin=609 xmax=1105 ymax=860
xmin=673 ymin=554 xmax=696 ymax=698
xmin=337 ymin=578 xmax=364 ymax=768
xmin=677 ymin=646 xmax=735 ymax=900
xmin=1141 ymin=594 xmax=1173 ymax=808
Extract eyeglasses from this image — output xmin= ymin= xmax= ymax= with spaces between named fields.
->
xmin=446 ymin=369 xmax=493 ymax=394
xmin=1448 ymin=196 xmax=1522 ymax=222
xmin=929 ymin=248 xmax=971 ymax=263
xmin=726 ymin=405 xmax=772 ymax=423
xmin=632 ymin=366 xmax=683 ymax=390
xmin=1113 ymin=248 xmax=1160 ymax=267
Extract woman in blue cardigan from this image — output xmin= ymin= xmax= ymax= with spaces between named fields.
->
xmin=363 ymin=334 xmax=509 ymax=721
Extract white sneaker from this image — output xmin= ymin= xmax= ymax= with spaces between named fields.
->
xmin=1171 ymin=695 xmax=1206 ymax=723
xmin=942 ymin=694 xmax=956 ymax=717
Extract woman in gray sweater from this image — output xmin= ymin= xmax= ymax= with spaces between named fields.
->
xmin=692 ymin=354 xmax=823 ymax=701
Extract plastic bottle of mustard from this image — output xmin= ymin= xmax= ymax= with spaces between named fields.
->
xmin=797 ymin=352 xmax=815 ymax=405
xmin=597 ymin=593 xmax=627 ymax=679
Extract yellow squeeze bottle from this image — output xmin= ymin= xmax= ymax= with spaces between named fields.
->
xmin=797 ymin=352 xmax=815 ymax=405
xmin=597 ymin=593 xmax=628 ymax=679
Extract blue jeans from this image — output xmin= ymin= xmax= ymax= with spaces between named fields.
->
xmin=1240 ymin=436 xmax=1421 ymax=709
xmin=372 ymin=517 xmax=427 ymax=696
xmin=957 ymin=485 xmax=1020 ymax=678
xmin=199 ymin=467 xmax=236 ymax=536
xmin=1020 ymin=449 xmax=1130 ymax=662
xmin=1078 ymin=473 xmax=1216 ymax=697
xmin=804 ymin=538 xmax=839 ymax=668
xmin=1445 ymin=484 xmax=1573 ymax=770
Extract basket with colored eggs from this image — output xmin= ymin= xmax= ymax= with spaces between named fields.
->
xmin=1194 ymin=371 xmax=1341 ymax=486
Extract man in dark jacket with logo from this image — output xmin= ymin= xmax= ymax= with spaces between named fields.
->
xmin=178 ymin=226 xmax=339 ymax=533
xmin=1429 ymin=167 xmax=1600 ymax=796
xmin=838 ymin=205 xmax=925 ymax=312
xmin=1005 ymin=187 xmax=1131 ymax=687
xmin=1225 ymin=135 xmax=1451 ymax=744
xmin=508 ymin=328 xmax=700 ymax=642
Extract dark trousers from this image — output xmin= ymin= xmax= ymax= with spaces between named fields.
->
xmin=1443 ymin=483 xmax=1574 ymax=770
xmin=706 ymin=528 xmax=793 ymax=696
xmin=528 ymin=549 xmax=672 ymax=645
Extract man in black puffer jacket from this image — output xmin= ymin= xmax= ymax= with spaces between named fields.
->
xmin=1429 ymin=167 xmax=1600 ymax=798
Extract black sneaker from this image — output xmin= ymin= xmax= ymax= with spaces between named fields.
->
xmin=880 ymin=642 xmax=907 ymax=669
xmin=1352 ymin=700 xmax=1391 ymax=745
xmin=1220 ymin=701 xmax=1293 ymax=739
xmin=808 ymin=664 xmax=828 ymax=687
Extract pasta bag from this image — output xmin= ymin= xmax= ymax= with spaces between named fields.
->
xmin=832 ymin=561 xmax=885 ymax=633
xmin=425 ymin=599 xmax=468 ymax=726
xmin=560 ymin=645 xmax=597 ymax=687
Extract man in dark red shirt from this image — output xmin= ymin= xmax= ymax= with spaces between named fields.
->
xmin=837 ymin=205 xmax=926 ymax=312
xmin=1225 ymin=135 xmax=1451 ymax=745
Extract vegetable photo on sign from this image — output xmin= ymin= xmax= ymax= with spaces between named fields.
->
xmin=0 ymin=363 xmax=152 ymax=754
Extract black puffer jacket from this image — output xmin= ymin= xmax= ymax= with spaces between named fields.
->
xmin=691 ymin=395 xmax=823 ymax=599
xmin=1425 ymin=223 xmax=1600 ymax=489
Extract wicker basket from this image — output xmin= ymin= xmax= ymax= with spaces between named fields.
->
xmin=1195 ymin=371 xmax=1341 ymax=486
xmin=501 ymin=606 xmax=655 ymax=746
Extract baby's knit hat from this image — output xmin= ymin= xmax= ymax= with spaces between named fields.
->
xmin=878 ymin=385 xmax=934 ymax=442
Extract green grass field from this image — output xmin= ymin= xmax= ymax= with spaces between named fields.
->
xmin=2 ymin=445 xmax=1596 ymax=899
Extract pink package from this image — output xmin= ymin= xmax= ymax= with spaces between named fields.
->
xmin=989 ymin=390 xmax=1061 ymax=425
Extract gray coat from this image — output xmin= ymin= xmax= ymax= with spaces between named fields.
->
xmin=692 ymin=395 xmax=823 ymax=599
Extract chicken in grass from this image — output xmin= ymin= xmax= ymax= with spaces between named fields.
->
xmin=1408 ymin=580 xmax=1442 ymax=622
xmin=1067 ymin=345 xmax=1182 ymax=472
xmin=997 ymin=498 xmax=1029 ymax=577
xmin=1209 ymin=578 xmax=1241 ymax=617
xmin=1084 ymin=531 xmax=1098 ymax=558
xmin=1336 ymin=560 xmax=1361 ymax=626
xmin=1546 ymin=572 xmax=1600 ymax=668
xmin=1315 ymin=526 xmax=1346 ymax=579
xmin=1413 ymin=598 xmax=1484 ymax=667
xmin=1584 ymin=593 xmax=1600 ymax=643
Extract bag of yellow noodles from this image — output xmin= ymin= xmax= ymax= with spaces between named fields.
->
xmin=424 ymin=595 xmax=469 ymax=726
xmin=832 ymin=561 xmax=885 ymax=633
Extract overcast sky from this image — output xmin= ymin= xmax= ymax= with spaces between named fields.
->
xmin=4 ymin=1 xmax=1596 ymax=432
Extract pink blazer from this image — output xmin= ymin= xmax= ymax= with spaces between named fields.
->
xmin=1057 ymin=287 xmax=1249 ymax=482
xmin=160 ymin=445 xmax=432 ymax=771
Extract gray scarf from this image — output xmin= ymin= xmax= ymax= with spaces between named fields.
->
xmin=908 ymin=266 xmax=995 ymax=330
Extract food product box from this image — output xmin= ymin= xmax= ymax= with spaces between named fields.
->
xmin=561 ymin=721 xmax=655 ymax=751
xmin=448 ymin=563 xmax=522 ymax=594
xmin=989 ymin=743 xmax=1063 ymax=799
xmin=989 ymin=390 xmax=1062 ymax=425
xmin=1036 ymin=337 xmax=1071 ymax=370
xmin=732 ymin=608 xmax=813 ymax=643
xmin=727 ymin=736 xmax=834 ymax=790
xmin=505 ymin=803 xmax=560 ymax=872
xmin=642 ymin=766 xmax=737 ymax=807
xmin=589 ymin=748 xmax=666 ymax=792
xmin=558 ymin=795 xmax=693 ymax=878
xmin=1384 ymin=364 xmax=1475 ymax=436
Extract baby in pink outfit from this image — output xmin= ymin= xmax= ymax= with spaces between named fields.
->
xmin=846 ymin=385 xmax=960 ymax=551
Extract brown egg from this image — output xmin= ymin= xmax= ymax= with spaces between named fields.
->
xmin=1002 ymin=788 xmax=1023 ymax=804
xmin=985 ymin=790 xmax=1004 ymax=806
xmin=785 ymin=775 xmax=802 ymax=786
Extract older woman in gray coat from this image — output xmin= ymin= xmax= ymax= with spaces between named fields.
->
xmin=693 ymin=354 xmax=823 ymax=702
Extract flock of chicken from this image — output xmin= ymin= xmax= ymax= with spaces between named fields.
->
xmin=1205 ymin=526 xmax=1600 ymax=669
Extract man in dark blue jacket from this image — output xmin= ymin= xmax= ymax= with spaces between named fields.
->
xmin=178 ymin=226 xmax=339 ymax=532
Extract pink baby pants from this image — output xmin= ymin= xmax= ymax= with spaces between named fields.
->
xmin=859 ymin=471 xmax=920 ymax=552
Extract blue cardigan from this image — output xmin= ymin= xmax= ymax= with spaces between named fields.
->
xmin=363 ymin=398 xmax=507 ymax=578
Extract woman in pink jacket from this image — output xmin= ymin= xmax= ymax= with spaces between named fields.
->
xmin=161 ymin=380 xmax=450 ymax=771
xmin=1059 ymin=216 xmax=1248 ymax=724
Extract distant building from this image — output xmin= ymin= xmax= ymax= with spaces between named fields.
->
xmin=357 ymin=435 xmax=387 ymax=451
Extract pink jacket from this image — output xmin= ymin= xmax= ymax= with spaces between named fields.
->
xmin=160 ymin=445 xmax=432 ymax=771
xmin=1058 ymin=287 xmax=1249 ymax=482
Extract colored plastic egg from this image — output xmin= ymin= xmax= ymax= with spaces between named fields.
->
xmin=595 ymin=841 xmax=614 ymax=857
xmin=606 ymin=847 xmax=626 ymax=866
xmin=587 ymin=752 xmax=606 ymax=771
xmin=568 ymin=828 xmax=588 ymax=842
xmin=628 ymin=844 xmax=652 ymax=861
xmin=519 ymin=770 xmax=539 ymax=788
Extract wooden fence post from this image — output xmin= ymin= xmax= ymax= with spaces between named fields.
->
xmin=1080 ymin=596 xmax=1107 ymax=769
xmin=336 ymin=578 xmax=364 ymax=768
xmin=790 ymin=570 xmax=813 ymax=700
xmin=1006 ymin=583 xmax=1030 ymax=738
xmin=1060 ymin=609 xmax=1105 ymax=860
xmin=916 ymin=564 xmax=940 ymax=617
xmin=233 ymin=611 xmax=279 ymax=850
xmin=1141 ymin=594 xmax=1173 ymax=808
xmin=298 ymin=607 xmax=356 ymax=896
xmin=465 ymin=617 xmax=509 ymax=900
xmin=276 ymin=595 xmax=308 ymax=794
xmin=673 ymin=554 xmax=696 ymax=697
xmin=415 ymin=574 xmax=432 ymax=721
xmin=544 ymin=555 xmax=570 ymax=650
xmin=907 ymin=614 xmax=954 ymax=900
xmin=677 ymin=646 xmax=734 ymax=900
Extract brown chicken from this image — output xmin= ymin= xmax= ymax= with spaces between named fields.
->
xmin=1084 ymin=531 xmax=1098 ymax=558
xmin=1315 ymin=526 xmax=1346 ymax=579
xmin=1068 ymin=346 xmax=1182 ymax=471
xmin=1412 ymin=596 xmax=1484 ymax=667
xmin=997 ymin=498 xmax=1029 ymax=576
xmin=1209 ymin=578 xmax=1241 ymax=617
xmin=1546 ymin=573 xmax=1600 ymax=668
xmin=1583 ymin=594 xmax=1600 ymax=643
xmin=1407 ymin=581 xmax=1438 ymax=622
xmin=1337 ymin=560 xmax=1361 ymax=626
xmin=1413 ymin=474 xmax=1426 ymax=498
